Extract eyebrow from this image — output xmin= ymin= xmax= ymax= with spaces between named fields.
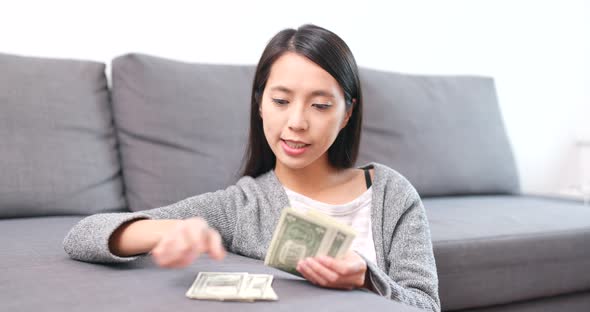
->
xmin=269 ymin=85 xmax=335 ymax=98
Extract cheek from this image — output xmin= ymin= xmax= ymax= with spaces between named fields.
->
xmin=262 ymin=121 xmax=274 ymax=139
xmin=261 ymin=104 xmax=286 ymax=134
xmin=318 ymin=115 xmax=344 ymax=141
xmin=260 ymin=108 xmax=279 ymax=139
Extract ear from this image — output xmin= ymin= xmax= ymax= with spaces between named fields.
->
xmin=340 ymin=98 xmax=356 ymax=130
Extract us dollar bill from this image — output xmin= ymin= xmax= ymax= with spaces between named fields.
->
xmin=185 ymin=272 xmax=278 ymax=302
xmin=264 ymin=207 xmax=357 ymax=276
xmin=242 ymin=274 xmax=278 ymax=301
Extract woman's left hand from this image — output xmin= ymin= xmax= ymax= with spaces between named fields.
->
xmin=296 ymin=250 xmax=367 ymax=290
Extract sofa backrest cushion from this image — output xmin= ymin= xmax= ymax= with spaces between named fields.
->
xmin=357 ymin=68 xmax=520 ymax=196
xmin=0 ymin=53 xmax=127 ymax=218
xmin=111 ymin=53 xmax=520 ymax=211
xmin=111 ymin=54 xmax=254 ymax=211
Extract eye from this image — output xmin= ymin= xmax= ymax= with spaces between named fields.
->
xmin=272 ymin=98 xmax=288 ymax=105
xmin=313 ymin=103 xmax=331 ymax=110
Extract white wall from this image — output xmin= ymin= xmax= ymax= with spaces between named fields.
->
xmin=2 ymin=0 xmax=588 ymax=195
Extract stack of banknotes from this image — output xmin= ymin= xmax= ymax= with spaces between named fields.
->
xmin=264 ymin=206 xmax=357 ymax=275
xmin=185 ymin=272 xmax=278 ymax=302
xmin=185 ymin=207 xmax=356 ymax=301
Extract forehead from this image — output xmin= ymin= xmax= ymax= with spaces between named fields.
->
xmin=266 ymin=52 xmax=343 ymax=97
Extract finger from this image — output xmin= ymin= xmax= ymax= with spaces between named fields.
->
xmin=172 ymin=221 xmax=214 ymax=266
xmin=182 ymin=223 xmax=206 ymax=257
xmin=153 ymin=237 xmax=193 ymax=268
xmin=151 ymin=237 xmax=179 ymax=267
xmin=151 ymin=247 xmax=168 ymax=267
xmin=318 ymin=256 xmax=367 ymax=288
xmin=317 ymin=256 xmax=364 ymax=276
xmin=159 ymin=231 xmax=201 ymax=268
xmin=297 ymin=258 xmax=328 ymax=287
xmin=185 ymin=219 xmax=209 ymax=255
xmin=154 ymin=225 xmax=199 ymax=268
xmin=308 ymin=258 xmax=357 ymax=290
xmin=206 ymin=228 xmax=226 ymax=260
xmin=296 ymin=260 xmax=320 ymax=285
xmin=305 ymin=258 xmax=339 ymax=285
xmin=164 ymin=250 xmax=198 ymax=268
xmin=153 ymin=248 xmax=182 ymax=268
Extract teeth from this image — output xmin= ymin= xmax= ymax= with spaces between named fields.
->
xmin=285 ymin=141 xmax=307 ymax=149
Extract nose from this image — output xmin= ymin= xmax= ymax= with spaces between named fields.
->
xmin=287 ymin=105 xmax=308 ymax=131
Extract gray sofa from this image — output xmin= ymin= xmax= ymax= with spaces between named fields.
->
xmin=1 ymin=52 xmax=589 ymax=312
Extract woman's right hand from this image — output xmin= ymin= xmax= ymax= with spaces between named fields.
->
xmin=150 ymin=217 xmax=226 ymax=268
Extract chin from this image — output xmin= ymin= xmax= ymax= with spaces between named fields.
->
xmin=275 ymin=154 xmax=316 ymax=170
xmin=277 ymin=158 xmax=309 ymax=170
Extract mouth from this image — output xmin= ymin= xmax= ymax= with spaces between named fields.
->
xmin=280 ymin=139 xmax=311 ymax=156
xmin=281 ymin=139 xmax=310 ymax=149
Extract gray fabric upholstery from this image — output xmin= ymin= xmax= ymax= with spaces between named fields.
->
xmin=0 ymin=53 xmax=126 ymax=218
xmin=357 ymin=68 xmax=520 ymax=197
xmin=110 ymin=55 xmax=521 ymax=210
xmin=61 ymin=163 xmax=441 ymax=311
xmin=459 ymin=291 xmax=590 ymax=312
xmin=0 ymin=216 xmax=421 ymax=312
xmin=424 ymin=195 xmax=590 ymax=310
xmin=3 ymin=52 xmax=588 ymax=311
xmin=111 ymin=53 xmax=255 ymax=211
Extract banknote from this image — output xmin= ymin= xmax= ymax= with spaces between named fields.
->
xmin=264 ymin=207 xmax=357 ymax=276
xmin=185 ymin=272 xmax=278 ymax=302
xmin=242 ymin=274 xmax=278 ymax=301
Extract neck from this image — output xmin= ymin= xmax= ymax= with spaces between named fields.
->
xmin=274 ymin=156 xmax=340 ymax=194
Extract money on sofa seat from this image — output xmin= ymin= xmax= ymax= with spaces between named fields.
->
xmin=186 ymin=272 xmax=278 ymax=302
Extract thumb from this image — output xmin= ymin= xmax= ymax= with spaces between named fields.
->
xmin=206 ymin=228 xmax=226 ymax=260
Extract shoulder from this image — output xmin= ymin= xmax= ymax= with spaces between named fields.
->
xmin=232 ymin=170 xmax=284 ymax=198
xmin=362 ymin=162 xmax=421 ymax=202
xmin=236 ymin=170 xmax=278 ymax=189
xmin=360 ymin=162 xmax=412 ymax=186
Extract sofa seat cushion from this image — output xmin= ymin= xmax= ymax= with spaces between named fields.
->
xmin=0 ymin=216 xmax=420 ymax=311
xmin=424 ymin=195 xmax=590 ymax=310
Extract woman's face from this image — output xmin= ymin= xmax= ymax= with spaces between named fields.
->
xmin=260 ymin=52 xmax=351 ymax=171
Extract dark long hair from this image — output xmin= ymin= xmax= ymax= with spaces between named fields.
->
xmin=241 ymin=24 xmax=363 ymax=178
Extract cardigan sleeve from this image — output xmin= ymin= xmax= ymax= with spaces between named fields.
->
xmin=364 ymin=195 xmax=441 ymax=312
xmin=63 ymin=181 xmax=249 ymax=264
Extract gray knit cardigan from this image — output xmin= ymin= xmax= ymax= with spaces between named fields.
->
xmin=63 ymin=162 xmax=440 ymax=312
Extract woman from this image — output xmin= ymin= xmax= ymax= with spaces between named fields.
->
xmin=64 ymin=24 xmax=440 ymax=312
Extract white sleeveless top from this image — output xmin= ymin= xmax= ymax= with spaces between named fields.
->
xmin=283 ymin=186 xmax=377 ymax=264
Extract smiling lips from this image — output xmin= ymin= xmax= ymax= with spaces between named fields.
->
xmin=281 ymin=139 xmax=310 ymax=156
